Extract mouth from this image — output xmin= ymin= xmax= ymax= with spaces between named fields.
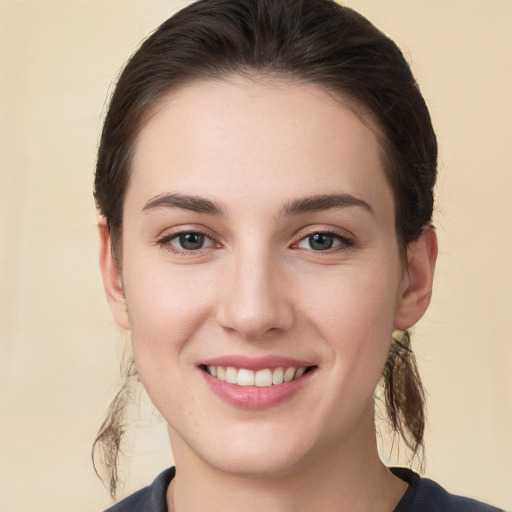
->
xmin=200 ymin=365 xmax=316 ymax=387
xmin=199 ymin=356 xmax=317 ymax=409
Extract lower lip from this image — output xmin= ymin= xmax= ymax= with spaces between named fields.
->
xmin=200 ymin=368 xmax=315 ymax=410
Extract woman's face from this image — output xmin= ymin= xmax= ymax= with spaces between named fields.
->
xmin=102 ymin=77 xmax=432 ymax=477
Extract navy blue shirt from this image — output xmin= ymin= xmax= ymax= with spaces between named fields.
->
xmin=104 ymin=466 xmax=504 ymax=511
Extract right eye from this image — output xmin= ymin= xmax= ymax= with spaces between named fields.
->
xmin=157 ymin=231 xmax=217 ymax=253
xmin=174 ymin=232 xmax=208 ymax=250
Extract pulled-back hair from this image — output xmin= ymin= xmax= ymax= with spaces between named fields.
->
xmin=93 ymin=0 xmax=436 ymax=498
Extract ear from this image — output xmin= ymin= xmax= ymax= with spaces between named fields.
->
xmin=98 ymin=217 xmax=130 ymax=331
xmin=394 ymin=227 xmax=438 ymax=330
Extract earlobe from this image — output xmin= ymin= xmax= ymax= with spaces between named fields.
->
xmin=98 ymin=217 xmax=131 ymax=331
xmin=394 ymin=227 xmax=438 ymax=330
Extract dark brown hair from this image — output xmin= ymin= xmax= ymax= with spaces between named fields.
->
xmin=93 ymin=0 xmax=436 ymax=498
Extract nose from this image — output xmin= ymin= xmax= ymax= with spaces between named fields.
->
xmin=215 ymin=248 xmax=295 ymax=340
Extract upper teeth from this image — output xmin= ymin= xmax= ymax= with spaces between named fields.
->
xmin=207 ymin=366 xmax=307 ymax=387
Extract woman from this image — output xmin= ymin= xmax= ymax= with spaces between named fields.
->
xmin=93 ymin=0 xmax=503 ymax=510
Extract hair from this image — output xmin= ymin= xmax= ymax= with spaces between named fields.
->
xmin=93 ymin=0 xmax=436 ymax=498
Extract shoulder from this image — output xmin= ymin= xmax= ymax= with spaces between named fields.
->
xmin=391 ymin=467 xmax=505 ymax=512
xmin=103 ymin=467 xmax=175 ymax=512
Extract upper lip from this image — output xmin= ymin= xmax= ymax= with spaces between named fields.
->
xmin=200 ymin=355 xmax=316 ymax=371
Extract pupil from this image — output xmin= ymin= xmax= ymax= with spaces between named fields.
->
xmin=310 ymin=234 xmax=333 ymax=250
xmin=180 ymin=233 xmax=204 ymax=250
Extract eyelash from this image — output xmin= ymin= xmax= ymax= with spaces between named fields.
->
xmin=156 ymin=228 xmax=356 ymax=255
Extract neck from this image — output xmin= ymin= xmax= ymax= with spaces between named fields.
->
xmin=166 ymin=410 xmax=407 ymax=512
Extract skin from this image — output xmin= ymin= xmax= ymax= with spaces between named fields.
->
xmin=99 ymin=77 xmax=437 ymax=512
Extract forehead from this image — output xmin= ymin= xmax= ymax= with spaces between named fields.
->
xmin=129 ymin=77 xmax=394 ymax=217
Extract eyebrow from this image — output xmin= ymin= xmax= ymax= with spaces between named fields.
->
xmin=142 ymin=192 xmax=374 ymax=217
xmin=280 ymin=193 xmax=374 ymax=217
xmin=142 ymin=193 xmax=226 ymax=215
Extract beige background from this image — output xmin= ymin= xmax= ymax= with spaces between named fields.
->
xmin=1 ymin=1 xmax=511 ymax=510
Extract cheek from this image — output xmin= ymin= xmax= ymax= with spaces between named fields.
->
xmin=122 ymin=267 xmax=216 ymax=414
xmin=123 ymin=263 xmax=215 ymax=366
xmin=302 ymin=259 xmax=401 ymax=376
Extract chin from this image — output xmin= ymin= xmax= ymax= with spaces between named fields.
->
xmin=171 ymin=421 xmax=314 ymax=479
xmin=207 ymin=447 xmax=307 ymax=479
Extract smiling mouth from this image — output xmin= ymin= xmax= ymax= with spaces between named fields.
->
xmin=201 ymin=365 xmax=315 ymax=387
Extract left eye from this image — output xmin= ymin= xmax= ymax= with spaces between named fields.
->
xmin=297 ymin=233 xmax=345 ymax=251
